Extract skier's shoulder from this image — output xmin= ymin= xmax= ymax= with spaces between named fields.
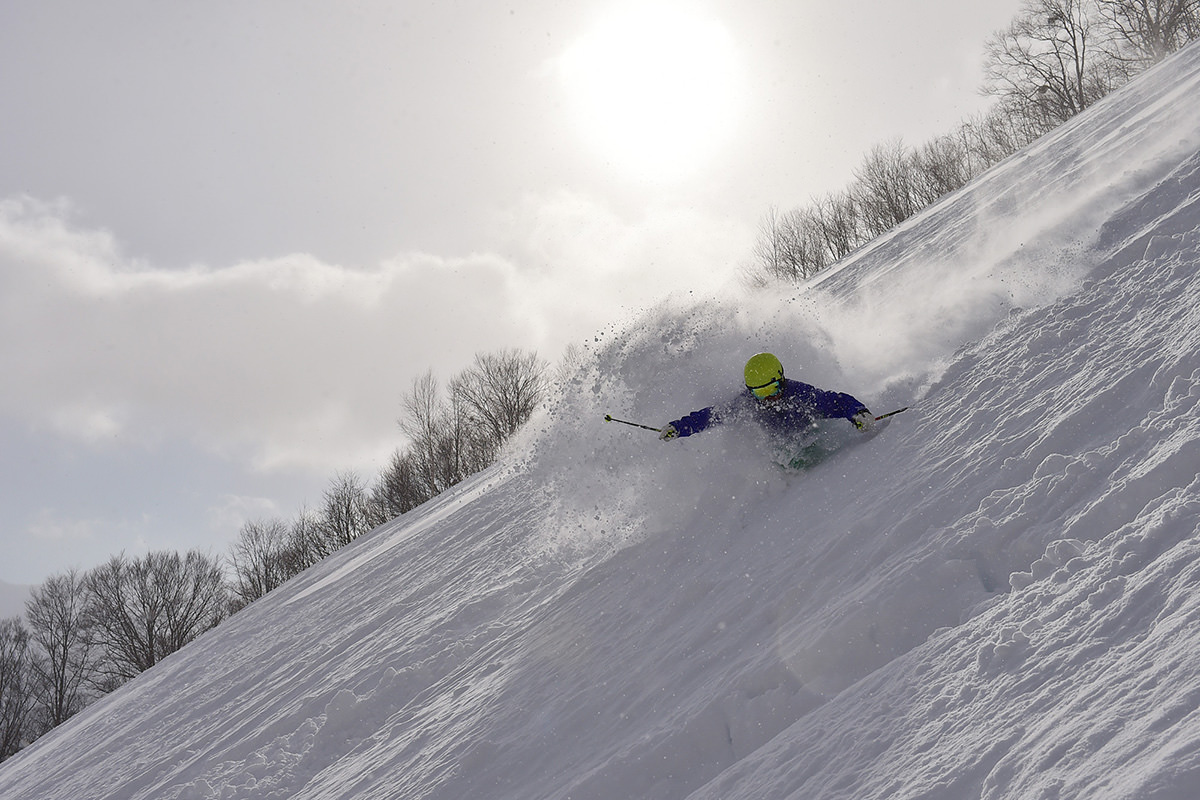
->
xmin=781 ymin=378 xmax=822 ymax=402
xmin=715 ymin=391 xmax=755 ymax=418
xmin=784 ymin=378 xmax=865 ymax=417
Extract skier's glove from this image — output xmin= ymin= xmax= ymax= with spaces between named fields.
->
xmin=851 ymin=410 xmax=876 ymax=432
xmin=659 ymin=424 xmax=678 ymax=441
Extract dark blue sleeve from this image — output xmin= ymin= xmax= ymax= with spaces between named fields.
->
xmin=669 ymin=406 xmax=715 ymax=437
xmin=791 ymin=381 xmax=868 ymax=421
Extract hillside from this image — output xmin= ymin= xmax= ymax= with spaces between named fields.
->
xmin=2 ymin=41 xmax=1200 ymax=800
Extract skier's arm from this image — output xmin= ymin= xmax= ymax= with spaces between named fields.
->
xmin=794 ymin=382 xmax=870 ymax=422
xmin=824 ymin=392 xmax=875 ymax=431
xmin=661 ymin=406 xmax=716 ymax=440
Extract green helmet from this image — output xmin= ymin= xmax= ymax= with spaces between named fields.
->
xmin=744 ymin=352 xmax=784 ymax=399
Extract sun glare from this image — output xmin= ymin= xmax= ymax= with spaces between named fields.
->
xmin=557 ymin=4 xmax=743 ymax=182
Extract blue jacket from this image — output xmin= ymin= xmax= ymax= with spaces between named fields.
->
xmin=669 ymin=379 xmax=867 ymax=439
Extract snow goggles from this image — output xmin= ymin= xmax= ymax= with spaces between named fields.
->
xmin=747 ymin=377 xmax=782 ymax=399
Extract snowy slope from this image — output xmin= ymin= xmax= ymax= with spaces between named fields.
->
xmin=3 ymin=41 xmax=1200 ymax=800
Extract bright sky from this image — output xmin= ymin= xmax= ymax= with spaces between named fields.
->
xmin=0 ymin=0 xmax=1021 ymax=587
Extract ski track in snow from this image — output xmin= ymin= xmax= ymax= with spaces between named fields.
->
xmin=3 ymin=39 xmax=1200 ymax=800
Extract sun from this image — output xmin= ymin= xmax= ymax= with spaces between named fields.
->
xmin=557 ymin=4 xmax=743 ymax=182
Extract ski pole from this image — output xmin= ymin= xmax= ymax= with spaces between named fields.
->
xmin=604 ymin=414 xmax=662 ymax=433
xmin=874 ymin=407 xmax=910 ymax=421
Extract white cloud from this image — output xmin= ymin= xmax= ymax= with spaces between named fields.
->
xmin=1 ymin=192 xmax=753 ymax=480
xmin=0 ymin=197 xmax=537 ymax=475
xmin=207 ymin=494 xmax=284 ymax=533
xmin=49 ymin=403 xmax=126 ymax=443
xmin=27 ymin=508 xmax=98 ymax=544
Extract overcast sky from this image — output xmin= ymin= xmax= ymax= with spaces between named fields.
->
xmin=0 ymin=0 xmax=1021 ymax=587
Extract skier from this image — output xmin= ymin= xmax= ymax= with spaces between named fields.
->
xmin=658 ymin=353 xmax=875 ymax=448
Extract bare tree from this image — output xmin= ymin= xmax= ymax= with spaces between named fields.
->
xmin=24 ymin=570 xmax=99 ymax=729
xmin=86 ymin=551 xmax=226 ymax=684
xmin=984 ymin=0 xmax=1121 ymax=127
xmin=751 ymin=180 xmax=891 ymax=287
xmin=451 ymin=349 xmax=548 ymax=453
xmin=389 ymin=350 xmax=549 ymax=514
xmin=400 ymin=371 xmax=452 ymax=498
xmin=0 ymin=618 xmax=32 ymax=761
xmin=853 ymin=139 xmax=924 ymax=237
xmin=318 ymin=471 xmax=373 ymax=551
xmin=447 ymin=389 xmax=491 ymax=481
xmin=228 ymin=518 xmax=292 ymax=610
xmin=552 ymin=342 xmax=586 ymax=388
xmin=367 ymin=450 xmax=426 ymax=523
xmin=812 ymin=190 xmax=862 ymax=263
xmin=284 ymin=504 xmax=328 ymax=573
xmin=399 ymin=371 xmax=486 ymax=497
xmin=955 ymin=105 xmax=1043 ymax=173
xmin=748 ymin=207 xmax=789 ymax=285
xmin=750 ymin=206 xmax=828 ymax=284
xmin=1096 ymin=0 xmax=1200 ymax=66
xmin=745 ymin=0 xmax=1196 ymax=294
xmin=158 ymin=552 xmax=227 ymax=654
xmin=911 ymin=134 xmax=974 ymax=205
xmin=749 ymin=112 xmax=1048 ymax=290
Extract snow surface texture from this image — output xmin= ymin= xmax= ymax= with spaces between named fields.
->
xmin=4 ymin=41 xmax=1200 ymax=800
